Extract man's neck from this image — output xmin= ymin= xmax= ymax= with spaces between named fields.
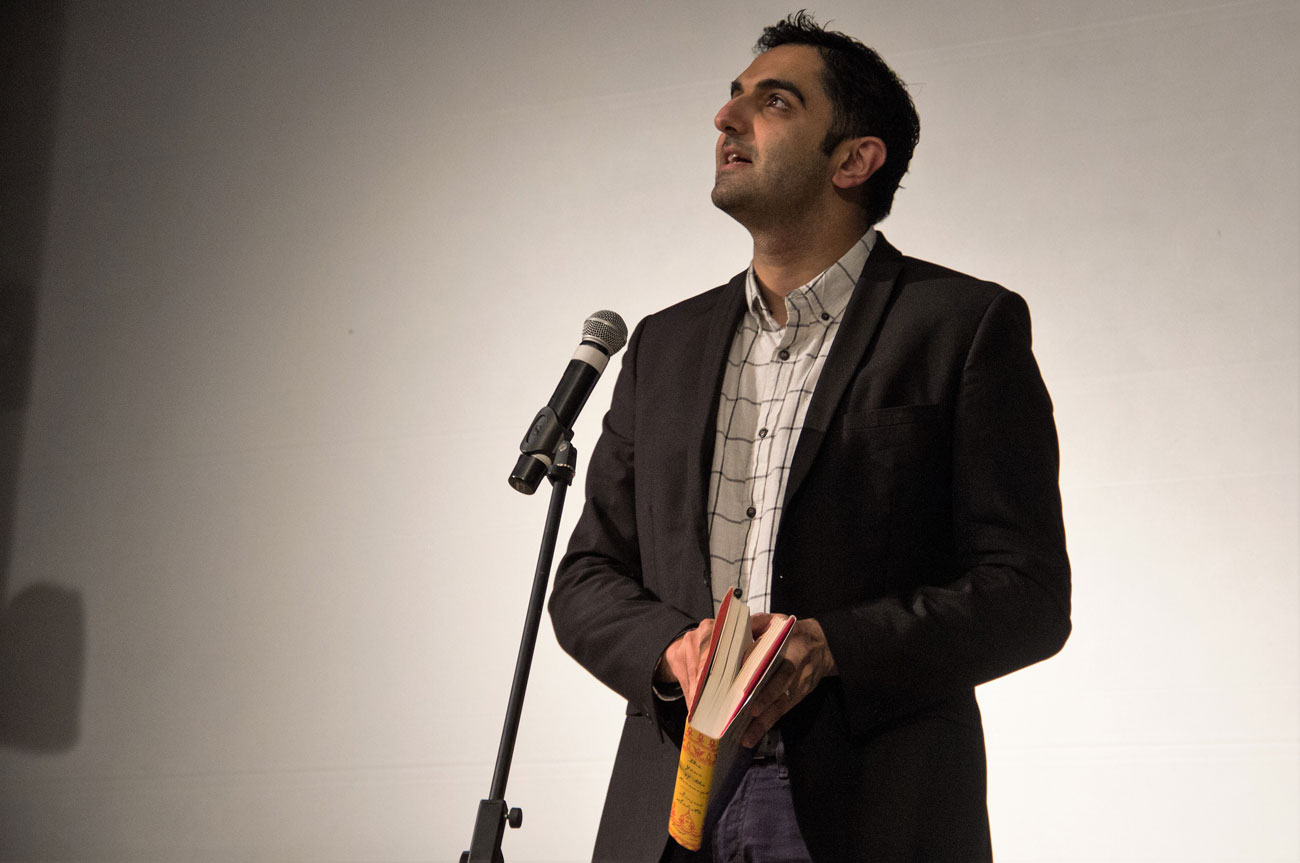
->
xmin=749 ymin=216 xmax=871 ymax=326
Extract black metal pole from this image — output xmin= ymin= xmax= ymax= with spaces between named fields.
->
xmin=461 ymin=441 xmax=576 ymax=863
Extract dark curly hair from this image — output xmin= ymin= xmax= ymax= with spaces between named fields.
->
xmin=756 ymin=11 xmax=920 ymax=225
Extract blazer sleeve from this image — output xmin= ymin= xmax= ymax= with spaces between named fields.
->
xmin=815 ymin=290 xmax=1072 ymax=735
xmin=547 ymin=318 xmax=699 ymax=721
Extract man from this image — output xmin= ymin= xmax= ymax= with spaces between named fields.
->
xmin=548 ymin=12 xmax=1070 ymax=862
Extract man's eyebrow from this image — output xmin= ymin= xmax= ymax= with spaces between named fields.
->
xmin=730 ymin=77 xmax=807 ymax=106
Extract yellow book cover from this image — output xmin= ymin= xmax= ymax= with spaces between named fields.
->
xmin=667 ymin=721 xmax=718 ymax=851
xmin=664 ymin=589 xmax=795 ymax=850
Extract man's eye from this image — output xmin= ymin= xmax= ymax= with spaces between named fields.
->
xmin=767 ymin=94 xmax=788 ymax=108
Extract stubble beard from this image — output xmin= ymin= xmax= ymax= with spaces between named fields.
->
xmin=710 ymin=152 xmax=833 ymax=231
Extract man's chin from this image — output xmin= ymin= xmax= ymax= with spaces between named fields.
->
xmin=710 ymin=184 xmax=746 ymax=215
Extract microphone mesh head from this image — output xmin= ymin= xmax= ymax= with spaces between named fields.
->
xmin=583 ymin=310 xmax=629 ymax=355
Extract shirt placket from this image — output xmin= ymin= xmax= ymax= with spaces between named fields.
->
xmin=745 ymin=303 xmax=807 ymax=609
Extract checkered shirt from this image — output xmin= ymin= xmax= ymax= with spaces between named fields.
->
xmin=706 ymin=229 xmax=876 ymax=614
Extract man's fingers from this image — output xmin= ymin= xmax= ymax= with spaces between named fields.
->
xmin=683 ymin=620 xmax=714 ymax=704
xmin=748 ymin=658 xmax=793 ymax=714
xmin=679 ymin=647 xmax=701 ymax=705
xmin=741 ymin=718 xmax=772 ymax=749
xmin=749 ymin=611 xmax=792 ymax=638
xmin=741 ymin=665 xmax=797 ymax=747
xmin=738 ymin=619 xmax=836 ymax=747
xmin=661 ymin=618 xmax=717 ymax=705
xmin=664 ymin=616 xmax=831 ymax=739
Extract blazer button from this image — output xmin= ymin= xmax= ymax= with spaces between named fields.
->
xmin=778 ymin=349 xmax=790 ymax=361
xmin=746 ymin=506 xmax=756 ymax=518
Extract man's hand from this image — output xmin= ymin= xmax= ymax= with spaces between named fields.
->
xmin=739 ymin=615 xmax=836 ymax=748
xmin=656 ymin=618 xmax=715 ymax=707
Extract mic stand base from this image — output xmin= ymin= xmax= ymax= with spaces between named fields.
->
xmin=459 ymin=798 xmax=522 ymax=863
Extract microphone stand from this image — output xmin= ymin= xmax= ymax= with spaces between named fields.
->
xmin=460 ymin=436 xmax=577 ymax=863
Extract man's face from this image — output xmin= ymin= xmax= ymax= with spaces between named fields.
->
xmin=711 ymin=43 xmax=837 ymax=227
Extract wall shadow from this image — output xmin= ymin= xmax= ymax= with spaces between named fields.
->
xmin=0 ymin=0 xmax=85 ymax=752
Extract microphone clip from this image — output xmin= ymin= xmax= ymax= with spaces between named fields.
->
xmin=509 ymin=407 xmax=573 ymax=494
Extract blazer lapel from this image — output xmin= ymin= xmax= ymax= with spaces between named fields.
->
xmin=682 ymin=272 xmax=748 ymax=590
xmin=783 ymin=235 xmax=905 ymax=508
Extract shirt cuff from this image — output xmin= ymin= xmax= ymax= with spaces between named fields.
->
xmin=652 ymin=655 xmax=684 ymax=701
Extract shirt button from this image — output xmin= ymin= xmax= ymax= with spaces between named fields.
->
xmin=821 ymin=312 xmax=830 ymax=321
xmin=746 ymin=506 xmax=756 ymax=518
xmin=778 ymin=349 xmax=790 ymax=361
xmin=758 ymin=427 xmax=768 ymax=438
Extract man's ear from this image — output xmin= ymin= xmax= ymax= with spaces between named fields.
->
xmin=832 ymin=136 xmax=887 ymax=190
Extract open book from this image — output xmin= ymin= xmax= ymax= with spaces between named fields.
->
xmin=666 ymin=588 xmax=796 ymax=851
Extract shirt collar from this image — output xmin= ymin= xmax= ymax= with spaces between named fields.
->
xmin=744 ymin=228 xmax=877 ymax=331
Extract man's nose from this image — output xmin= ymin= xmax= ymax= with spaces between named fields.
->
xmin=714 ymin=97 xmax=749 ymax=135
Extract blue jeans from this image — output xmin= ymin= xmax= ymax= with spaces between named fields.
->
xmin=710 ymin=761 xmax=813 ymax=863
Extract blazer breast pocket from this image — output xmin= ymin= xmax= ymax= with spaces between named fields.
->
xmin=839 ymin=403 xmax=945 ymax=432
xmin=831 ymin=403 xmax=952 ymax=560
xmin=833 ymin=403 xmax=950 ymax=497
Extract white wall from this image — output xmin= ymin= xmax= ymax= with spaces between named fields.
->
xmin=0 ymin=1 xmax=1295 ymax=861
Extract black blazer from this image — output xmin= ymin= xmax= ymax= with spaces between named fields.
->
xmin=549 ymin=236 xmax=1071 ymax=862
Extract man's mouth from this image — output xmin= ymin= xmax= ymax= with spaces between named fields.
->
xmin=721 ymin=149 xmax=753 ymax=168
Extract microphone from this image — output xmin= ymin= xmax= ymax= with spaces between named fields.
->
xmin=509 ymin=310 xmax=628 ymax=494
